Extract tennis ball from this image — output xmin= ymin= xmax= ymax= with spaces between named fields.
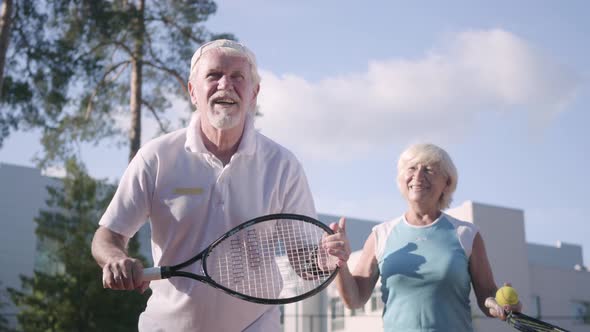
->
xmin=495 ymin=286 xmax=519 ymax=306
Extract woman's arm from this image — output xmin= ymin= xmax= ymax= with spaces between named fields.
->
xmin=324 ymin=218 xmax=380 ymax=309
xmin=469 ymin=232 xmax=499 ymax=317
xmin=469 ymin=232 xmax=521 ymax=320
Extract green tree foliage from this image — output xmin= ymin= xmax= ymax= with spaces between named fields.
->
xmin=8 ymin=160 xmax=150 ymax=331
xmin=0 ymin=0 xmax=14 ymax=95
xmin=0 ymin=0 xmax=46 ymax=148
xmin=0 ymin=282 xmax=14 ymax=332
xmin=1 ymin=0 xmax=233 ymax=163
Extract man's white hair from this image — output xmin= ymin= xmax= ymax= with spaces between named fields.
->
xmin=188 ymin=39 xmax=261 ymax=85
xmin=396 ymin=143 xmax=458 ymax=210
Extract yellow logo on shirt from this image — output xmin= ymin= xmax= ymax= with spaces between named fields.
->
xmin=173 ymin=187 xmax=204 ymax=195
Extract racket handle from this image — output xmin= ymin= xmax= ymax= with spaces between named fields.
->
xmin=142 ymin=267 xmax=163 ymax=281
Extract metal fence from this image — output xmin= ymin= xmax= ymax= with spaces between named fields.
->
xmin=279 ymin=313 xmax=589 ymax=332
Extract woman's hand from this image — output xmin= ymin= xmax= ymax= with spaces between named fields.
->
xmin=485 ymin=283 xmax=523 ymax=321
xmin=323 ymin=217 xmax=351 ymax=267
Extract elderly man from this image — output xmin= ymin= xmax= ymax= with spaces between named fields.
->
xmin=91 ymin=40 xmax=316 ymax=331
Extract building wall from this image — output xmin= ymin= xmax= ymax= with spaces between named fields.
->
xmin=447 ymin=201 xmax=532 ymax=332
xmin=2 ymin=164 xmax=589 ymax=331
xmin=448 ymin=200 xmax=533 ymax=303
xmin=0 ymin=163 xmax=59 ymax=324
xmin=529 ymin=264 xmax=590 ymax=331
xmin=528 ymin=241 xmax=585 ymax=270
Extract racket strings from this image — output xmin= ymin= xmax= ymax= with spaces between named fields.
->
xmin=246 ymin=229 xmax=261 ymax=267
xmin=206 ymin=218 xmax=336 ymax=300
xmin=229 ymin=238 xmax=244 ymax=283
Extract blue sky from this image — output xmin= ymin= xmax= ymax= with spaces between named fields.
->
xmin=2 ymin=0 xmax=589 ymax=264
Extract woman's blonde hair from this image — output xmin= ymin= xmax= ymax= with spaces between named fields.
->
xmin=396 ymin=143 xmax=458 ymax=210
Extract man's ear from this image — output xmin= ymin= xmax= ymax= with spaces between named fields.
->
xmin=188 ymin=81 xmax=198 ymax=105
xmin=250 ymin=84 xmax=260 ymax=114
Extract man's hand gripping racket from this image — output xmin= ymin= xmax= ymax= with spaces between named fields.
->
xmin=142 ymin=214 xmax=339 ymax=304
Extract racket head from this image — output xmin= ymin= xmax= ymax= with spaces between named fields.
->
xmin=507 ymin=312 xmax=570 ymax=332
xmin=202 ymin=213 xmax=339 ymax=304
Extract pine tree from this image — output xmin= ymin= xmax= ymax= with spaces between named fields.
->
xmin=0 ymin=0 xmax=44 ymax=148
xmin=8 ymin=160 xmax=150 ymax=331
xmin=0 ymin=0 xmax=14 ymax=95
xmin=0 ymin=282 xmax=14 ymax=332
xmin=1 ymin=0 xmax=233 ymax=163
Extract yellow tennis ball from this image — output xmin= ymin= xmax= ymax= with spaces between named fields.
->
xmin=495 ymin=286 xmax=519 ymax=306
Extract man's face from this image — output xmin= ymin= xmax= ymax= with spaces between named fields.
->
xmin=188 ymin=49 xmax=259 ymax=130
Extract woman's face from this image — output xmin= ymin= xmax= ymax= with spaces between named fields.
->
xmin=399 ymin=161 xmax=449 ymax=210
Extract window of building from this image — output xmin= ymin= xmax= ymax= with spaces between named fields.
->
xmin=331 ymin=297 xmax=345 ymax=330
xmin=530 ymin=295 xmax=541 ymax=318
xmin=349 ymin=304 xmax=366 ymax=317
xmin=572 ymin=301 xmax=590 ymax=325
xmin=370 ymin=289 xmax=384 ymax=312
xmin=357 ymin=304 xmax=366 ymax=315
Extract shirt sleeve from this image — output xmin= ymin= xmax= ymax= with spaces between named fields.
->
xmin=372 ymin=218 xmax=402 ymax=262
xmin=98 ymin=150 xmax=155 ymax=237
xmin=281 ymin=160 xmax=317 ymax=219
xmin=445 ymin=214 xmax=480 ymax=258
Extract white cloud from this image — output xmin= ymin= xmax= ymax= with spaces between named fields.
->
xmin=41 ymin=165 xmax=67 ymax=178
xmin=255 ymin=29 xmax=579 ymax=160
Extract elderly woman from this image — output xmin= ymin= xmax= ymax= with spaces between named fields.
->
xmin=324 ymin=143 xmax=520 ymax=331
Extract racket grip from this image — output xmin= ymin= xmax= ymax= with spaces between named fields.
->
xmin=142 ymin=267 xmax=163 ymax=281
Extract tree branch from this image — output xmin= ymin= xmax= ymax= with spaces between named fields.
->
xmin=143 ymin=27 xmax=167 ymax=69
xmin=72 ymin=41 xmax=117 ymax=64
xmin=111 ymin=40 xmax=134 ymax=58
xmin=0 ymin=0 xmax=14 ymax=95
xmin=156 ymin=14 xmax=207 ymax=44
xmin=141 ymin=99 xmax=168 ymax=134
xmin=142 ymin=60 xmax=188 ymax=98
xmin=85 ymin=60 xmax=131 ymax=119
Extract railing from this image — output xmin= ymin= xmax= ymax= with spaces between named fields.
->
xmin=279 ymin=313 xmax=590 ymax=332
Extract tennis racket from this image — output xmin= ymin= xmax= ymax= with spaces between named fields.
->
xmin=142 ymin=213 xmax=339 ymax=304
xmin=507 ymin=311 xmax=570 ymax=332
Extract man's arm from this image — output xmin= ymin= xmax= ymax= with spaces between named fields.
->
xmin=91 ymin=226 xmax=148 ymax=292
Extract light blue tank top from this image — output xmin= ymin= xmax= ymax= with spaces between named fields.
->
xmin=375 ymin=214 xmax=477 ymax=332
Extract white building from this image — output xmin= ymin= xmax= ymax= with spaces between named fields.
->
xmin=0 ymin=163 xmax=62 ymax=327
xmin=1 ymin=163 xmax=589 ymax=331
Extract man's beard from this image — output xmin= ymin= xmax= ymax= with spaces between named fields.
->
xmin=206 ymin=108 xmax=243 ymax=130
